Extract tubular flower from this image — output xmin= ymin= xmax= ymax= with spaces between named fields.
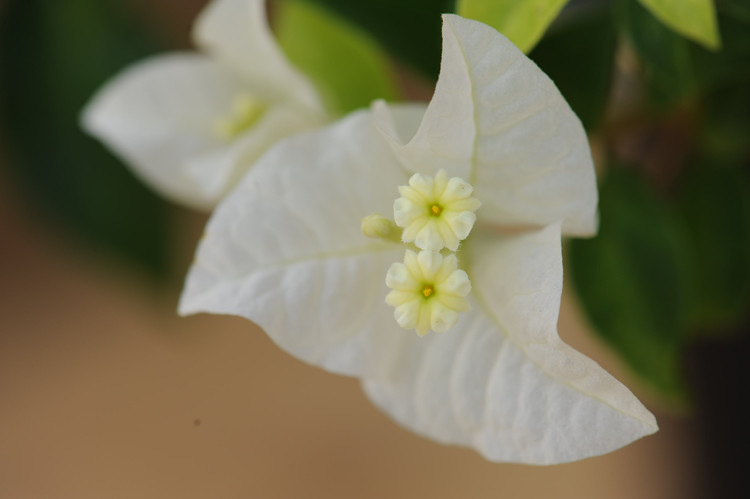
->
xmin=81 ymin=0 xmax=326 ymax=209
xmin=385 ymin=250 xmax=471 ymax=336
xmin=179 ymin=15 xmax=657 ymax=464
xmin=394 ymin=170 xmax=480 ymax=251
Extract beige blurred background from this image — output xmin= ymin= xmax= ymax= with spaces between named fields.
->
xmin=0 ymin=0 xmax=703 ymax=497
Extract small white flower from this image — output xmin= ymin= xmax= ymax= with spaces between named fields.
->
xmin=81 ymin=0 xmax=326 ymax=209
xmin=179 ymin=15 xmax=656 ymax=464
xmin=394 ymin=170 xmax=480 ymax=251
xmin=386 ymin=250 xmax=471 ymax=336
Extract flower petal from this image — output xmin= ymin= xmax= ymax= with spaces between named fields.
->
xmin=82 ymin=53 xmax=245 ymax=209
xmin=180 ymin=109 xmax=415 ymax=375
xmin=193 ymin=0 xmax=323 ymax=113
xmin=371 ymin=99 xmax=425 ymax=148
xmin=361 ymin=224 xmax=657 ymax=464
xmin=381 ymin=15 xmax=598 ymax=236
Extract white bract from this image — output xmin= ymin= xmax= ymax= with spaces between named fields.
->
xmin=179 ymin=14 xmax=657 ymax=464
xmin=82 ymin=0 xmax=326 ymax=209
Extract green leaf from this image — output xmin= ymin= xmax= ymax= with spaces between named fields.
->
xmin=690 ymin=13 xmax=750 ymax=90
xmin=620 ymin=0 xmax=696 ymax=105
xmin=305 ymin=0 xmax=453 ymax=79
xmin=701 ymin=81 xmax=750 ymax=161
xmin=0 ymin=0 xmax=169 ymax=278
xmin=570 ymin=169 xmax=697 ymax=400
xmin=719 ymin=0 xmax=750 ymax=25
xmin=679 ymin=164 xmax=750 ymax=332
xmin=276 ymin=0 xmax=401 ymax=115
xmin=636 ymin=0 xmax=721 ymax=49
xmin=457 ymin=0 xmax=570 ymax=53
xmin=531 ymin=2 xmax=617 ymax=130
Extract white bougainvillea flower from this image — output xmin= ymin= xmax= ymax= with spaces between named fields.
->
xmin=385 ymin=250 xmax=471 ymax=336
xmin=394 ymin=170 xmax=481 ymax=251
xmin=81 ymin=0 xmax=326 ymax=209
xmin=179 ymin=15 xmax=657 ymax=464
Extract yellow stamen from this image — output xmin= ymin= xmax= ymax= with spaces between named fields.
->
xmin=422 ymin=284 xmax=434 ymax=298
xmin=430 ymin=204 xmax=442 ymax=216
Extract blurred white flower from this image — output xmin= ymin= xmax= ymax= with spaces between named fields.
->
xmin=82 ymin=0 xmax=326 ymax=209
xmin=178 ymin=14 xmax=657 ymax=464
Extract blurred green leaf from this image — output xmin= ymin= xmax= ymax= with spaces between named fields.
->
xmin=570 ymin=169 xmax=697 ymax=400
xmin=679 ymin=164 xmax=750 ymax=331
xmin=690 ymin=13 xmax=750 ymax=90
xmin=620 ymin=0 xmax=696 ymax=105
xmin=305 ymin=0 xmax=454 ymax=79
xmin=701 ymin=82 xmax=750 ymax=161
xmin=276 ymin=0 xmax=401 ymax=115
xmin=0 ymin=0 xmax=169 ymax=278
xmin=456 ymin=0 xmax=569 ymax=53
xmin=719 ymin=0 xmax=750 ymax=24
xmin=637 ymin=0 xmax=721 ymax=49
xmin=530 ymin=2 xmax=617 ymax=130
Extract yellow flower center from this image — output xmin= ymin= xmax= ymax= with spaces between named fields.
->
xmin=213 ymin=93 xmax=265 ymax=140
xmin=422 ymin=284 xmax=435 ymax=298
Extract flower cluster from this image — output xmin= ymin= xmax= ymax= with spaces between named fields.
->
xmin=83 ymin=0 xmax=657 ymax=465
xmin=362 ymin=169 xmax=480 ymax=337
